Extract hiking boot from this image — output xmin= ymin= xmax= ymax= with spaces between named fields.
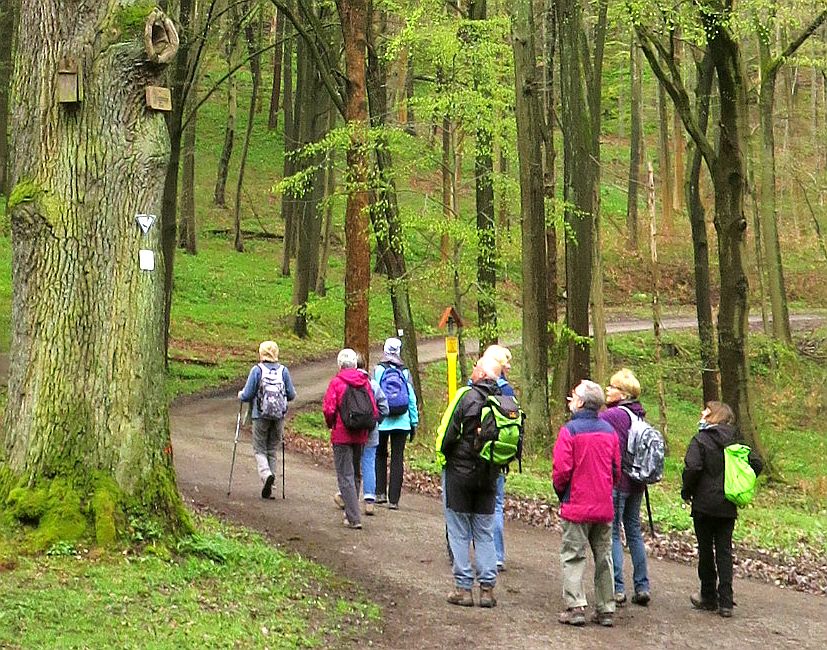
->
xmin=261 ymin=474 xmax=275 ymax=499
xmin=388 ymin=502 xmax=399 ymax=510
xmin=718 ymin=607 xmax=733 ymax=618
xmin=496 ymin=562 xmax=506 ymax=573
xmin=614 ymin=592 xmax=627 ymax=606
xmin=375 ymin=494 xmax=387 ymax=504
xmin=342 ymin=515 xmax=362 ymax=529
xmin=479 ymin=585 xmax=497 ymax=608
xmin=690 ymin=593 xmax=717 ymax=611
xmin=590 ymin=611 xmax=614 ymax=627
xmin=333 ymin=493 xmax=345 ymax=510
xmin=632 ymin=591 xmax=651 ymax=606
xmin=558 ymin=606 xmax=586 ymax=626
xmin=364 ymin=500 xmax=375 ymax=516
xmin=447 ymin=587 xmax=474 ymax=607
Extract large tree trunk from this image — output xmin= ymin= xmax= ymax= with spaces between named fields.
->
xmin=366 ymin=13 xmax=423 ymax=403
xmin=336 ymin=0 xmax=372 ymax=359
xmin=0 ymin=0 xmax=15 ymax=195
xmin=543 ymin=0 xmax=558 ymax=323
xmin=161 ymin=0 xmax=196 ymax=362
xmin=267 ymin=7 xmax=285 ymax=130
xmin=686 ymin=51 xmax=720 ymax=404
xmin=626 ymin=36 xmax=642 ymax=250
xmin=469 ymin=0 xmax=497 ymax=350
xmin=512 ymin=0 xmax=550 ymax=448
xmin=2 ymin=4 xmax=187 ymax=543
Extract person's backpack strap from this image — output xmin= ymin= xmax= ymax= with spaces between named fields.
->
xmin=435 ymin=386 xmax=472 ymax=469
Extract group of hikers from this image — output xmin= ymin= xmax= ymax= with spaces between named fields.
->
xmin=238 ymin=337 xmax=763 ymax=626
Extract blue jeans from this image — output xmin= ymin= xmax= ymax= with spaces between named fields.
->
xmin=361 ymin=444 xmax=377 ymax=501
xmin=444 ymin=500 xmax=497 ymax=588
xmin=494 ymin=473 xmax=505 ymax=565
xmin=612 ymin=490 xmax=650 ymax=595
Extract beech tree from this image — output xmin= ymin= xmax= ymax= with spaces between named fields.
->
xmin=2 ymin=4 xmax=188 ymax=545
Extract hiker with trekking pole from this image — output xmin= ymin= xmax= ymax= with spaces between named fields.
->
xmin=236 ymin=341 xmax=296 ymax=499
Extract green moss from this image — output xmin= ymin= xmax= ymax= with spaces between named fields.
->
xmin=30 ymin=480 xmax=87 ymax=551
xmin=113 ymin=1 xmax=158 ymax=37
xmin=6 ymin=179 xmax=41 ymax=211
xmin=6 ymin=485 xmax=49 ymax=523
xmin=91 ymin=484 xmax=119 ymax=547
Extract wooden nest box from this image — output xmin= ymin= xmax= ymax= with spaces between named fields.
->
xmin=57 ymin=58 xmax=82 ymax=104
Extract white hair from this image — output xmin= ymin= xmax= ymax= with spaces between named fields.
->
xmin=337 ymin=348 xmax=358 ymax=369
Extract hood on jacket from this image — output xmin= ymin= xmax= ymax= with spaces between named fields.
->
xmin=610 ymin=398 xmax=646 ymax=419
xmin=702 ymin=423 xmax=738 ymax=449
xmin=338 ymin=367 xmax=372 ymax=387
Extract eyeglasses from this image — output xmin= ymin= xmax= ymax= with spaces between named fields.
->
xmin=607 ymin=385 xmax=621 ymax=390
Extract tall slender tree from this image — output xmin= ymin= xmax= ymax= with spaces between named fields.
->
xmin=512 ymin=0 xmax=550 ymax=445
xmin=0 ymin=0 xmax=15 ymax=195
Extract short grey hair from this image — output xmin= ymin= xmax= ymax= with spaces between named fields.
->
xmin=575 ymin=380 xmax=605 ymax=411
xmin=337 ymin=348 xmax=358 ymax=369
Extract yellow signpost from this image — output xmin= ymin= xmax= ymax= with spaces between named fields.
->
xmin=438 ymin=307 xmax=464 ymax=403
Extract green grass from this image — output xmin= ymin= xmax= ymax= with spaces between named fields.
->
xmin=0 ymin=516 xmax=379 ymax=649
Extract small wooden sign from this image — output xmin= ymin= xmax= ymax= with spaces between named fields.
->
xmin=145 ymin=86 xmax=172 ymax=112
xmin=57 ymin=58 xmax=82 ymax=104
xmin=437 ymin=306 xmax=464 ymax=330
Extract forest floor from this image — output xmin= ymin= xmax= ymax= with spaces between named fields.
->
xmin=170 ymin=315 xmax=827 ymax=649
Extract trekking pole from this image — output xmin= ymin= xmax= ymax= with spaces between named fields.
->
xmin=281 ymin=434 xmax=286 ymax=499
xmin=644 ymin=485 xmax=655 ymax=535
xmin=227 ymin=402 xmax=243 ymax=496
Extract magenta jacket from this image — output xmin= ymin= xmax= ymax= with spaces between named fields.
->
xmin=553 ymin=409 xmax=621 ymax=524
xmin=322 ymin=368 xmax=377 ymax=445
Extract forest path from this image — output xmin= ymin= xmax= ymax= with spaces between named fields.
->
xmin=170 ymin=314 xmax=826 ymax=649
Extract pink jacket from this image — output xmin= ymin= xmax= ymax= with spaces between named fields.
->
xmin=322 ymin=368 xmax=377 ymax=445
xmin=552 ymin=409 xmax=620 ymax=524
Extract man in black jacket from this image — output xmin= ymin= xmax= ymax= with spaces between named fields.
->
xmin=436 ymin=357 xmax=503 ymax=608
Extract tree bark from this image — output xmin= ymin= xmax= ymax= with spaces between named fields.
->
xmin=543 ymin=0 xmax=558 ymax=323
xmin=268 ymin=7 xmax=285 ymax=130
xmin=280 ymin=21 xmax=296 ymax=276
xmin=2 ymin=3 xmax=187 ymax=539
xmin=0 ymin=0 xmax=15 ymax=195
xmin=336 ymin=0 xmax=372 ymax=359
xmin=469 ymin=0 xmax=497 ymax=349
xmin=626 ymin=36 xmax=642 ymax=250
xmin=686 ymin=51 xmax=719 ymax=404
xmin=234 ymin=3 xmax=263 ymax=254
xmin=672 ymin=33 xmax=685 ymax=213
xmin=179 ymin=75 xmax=198 ymax=255
xmin=657 ymin=83 xmax=673 ymax=233
xmin=213 ymin=8 xmax=240 ymax=208
xmin=316 ymin=113 xmax=336 ymax=297
xmin=161 ymin=0 xmax=196 ymax=362
xmin=512 ymin=0 xmax=550 ymax=448
xmin=647 ymin=162 xmax=669 ymax=438
xmin=366 ymin=14 xmax=423 ymax=402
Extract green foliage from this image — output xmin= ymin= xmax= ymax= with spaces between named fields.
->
xmin=111 ymin=0 xmax=157 ymax=37
xmin=0 ymin=516 xmax=379 ymax=648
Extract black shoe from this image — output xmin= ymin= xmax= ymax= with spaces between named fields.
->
xmin=375 ymin=494 xmax=387 ymax=504
xmin=718 ymin=607 xmax=733 ymax=618
xmin=690 ymin=593 xmax=717 ymax=611
xmin=590 ymin=611 xmax=614 ymax=627
xmin=261 ymin=474 xmax=275 ymax=499
xmin=632 ymin=591 xmax=651 ymax=606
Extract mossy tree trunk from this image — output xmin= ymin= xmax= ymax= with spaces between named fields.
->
xmin=2 ymin=3 xmax=188 ymax=544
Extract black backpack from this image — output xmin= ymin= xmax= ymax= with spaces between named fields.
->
xmin=339 ymin=384 xmax=377 ymax=432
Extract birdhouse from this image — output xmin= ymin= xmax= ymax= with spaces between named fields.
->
xmin=145 ymin=86 xmax=172 ymax=112
xmin=57 ymin=58 xmax=82 ymax=104
xmin=438 ymin=306 xmax=464 ymax=336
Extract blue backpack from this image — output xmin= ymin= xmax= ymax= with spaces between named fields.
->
xmin=379 ymin=364 xmax=410 ymax=416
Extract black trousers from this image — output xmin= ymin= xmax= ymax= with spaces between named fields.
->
xmin=693 ymin=514 xmax=735 ymax=608
xmin=376 ymin=429 xmax=408 ymax=504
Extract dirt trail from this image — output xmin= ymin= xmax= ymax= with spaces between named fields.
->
xmin=170 ymin=315 xmax=827 ymax=649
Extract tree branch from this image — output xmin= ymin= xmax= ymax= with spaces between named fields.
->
xmin=766 ymin=9 xmax=827 ymax=79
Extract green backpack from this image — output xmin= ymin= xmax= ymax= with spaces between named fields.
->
xmin=723 ymin=444 xmax=757 ymax=507
xmin=477 ymin=394 xmax=524 ymax=469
